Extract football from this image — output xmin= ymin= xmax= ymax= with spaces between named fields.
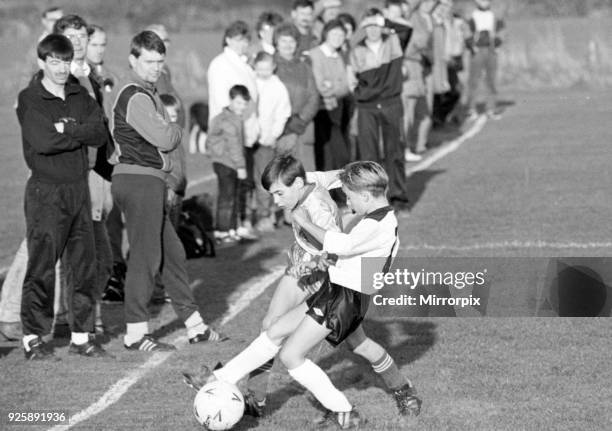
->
xmin=193 ymin=380 xmax=245 ymax=430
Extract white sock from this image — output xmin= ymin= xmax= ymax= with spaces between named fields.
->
xmin=214 ymin=332 xmax=280 ymax=384
xmin=124 ymin=322 xmax=149 ymax=346
xmin=71 ymin=332 xmax=89 ymax=345
xmin=288 ymin=359 xmax=352 ymax=412
xmin=23 ymin=334 xmax=38 ymax=351
xmin=184 ymin=311 xmax=208 ymax=339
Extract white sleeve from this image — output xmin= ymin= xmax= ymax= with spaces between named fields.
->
xmin=323 ymin=219 xmax=385 ymax=256
xmin=306 ymin=170 xmax=343 ymax=190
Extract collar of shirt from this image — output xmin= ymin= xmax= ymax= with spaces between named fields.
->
xmin=320 ymin=43 xmax=339 ymax=58
xmin=70 ymin=61 xmax=91 ymax=78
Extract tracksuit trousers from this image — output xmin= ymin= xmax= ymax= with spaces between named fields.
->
xmin=111 ymin=174 xmax=198 ymax=324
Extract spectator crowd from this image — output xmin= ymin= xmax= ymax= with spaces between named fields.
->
xmin=0 ymin=0 xmax=505 ymax=359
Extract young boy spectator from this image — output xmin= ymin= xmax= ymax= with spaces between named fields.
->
xmin=207 ymin=85 xmax=251 ymax=243
xmin=465 ymin=0 xmax=505 ymax=120
xmin=16 ymin=34 xmax=109 ymax=359
xmin=160 ymin=94 xmax=187 ymax=229
xmin=252 ymin=52 xmax=292 ymax=232
xmin=349 ymin=9 xmax=412 ymax=210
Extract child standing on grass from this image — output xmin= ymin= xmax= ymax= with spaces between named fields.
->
xmin=184 ymin=161 xmax=422 ymax=428
xmin=207 ymin=85 xmax=251 ymax=243
xmin=252 ymin=51 xmax=292 ymax=233
xmin=465 ymin=0 xmax=505 ymax=120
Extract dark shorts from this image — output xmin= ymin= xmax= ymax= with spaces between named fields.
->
xmin=306 ymin=279 xmax=370 ymax=347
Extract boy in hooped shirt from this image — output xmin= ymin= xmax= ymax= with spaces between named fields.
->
xmin=207 ymin=85 xmax=251 ymax=243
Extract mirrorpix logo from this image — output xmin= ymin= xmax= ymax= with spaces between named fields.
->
xmin=371 ymin=267 xmax=487 ymax=308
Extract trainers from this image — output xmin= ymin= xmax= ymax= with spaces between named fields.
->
xmin=124 ymin=334 xmax=176 ymax=352
xmin=189 ymin=327 xmax=229 ymax=344
xmin=465 ymin=109 xmax=479 ymax=122
xmin=24 ymin=337 xmax=58 ymax=361
xmin=393 ymin=384 xmax=422 ymax=416
xmin=182 ymin=364 xmax=216 ymax=391
xmin=314 ymin=408 xmax=362 ymax=429
xmin=236 ymin=226 xmax=258 ymax=240
xmin=404 ymin=151 xmax=423 ymax=163
xmin=69 ymin=340 xmax=114 ymax=358
xmin=243 ymin=392 xmax=266 ymax=418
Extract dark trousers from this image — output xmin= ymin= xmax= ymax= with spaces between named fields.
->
xmin=314 ymin=96 xmax=354 ymax=171
xmin=467 ymin=49 xmax=498 ymax=111
xmin=252 ymin=145 xmax=276 ymax=219
xmin=106 ymin=203 xmax=125 ymax=267
xmin=213 ymin=162 xmax=239 ymax=231
xmin=21 ymin=179 xmax=96 ymax=336
xmin=111 ymin=174 xmax=197 ymax=324
xmin=92 ymin=220 xmax=113 ymax=300
xmin=357 ymin=98 xmax=409 ymax=202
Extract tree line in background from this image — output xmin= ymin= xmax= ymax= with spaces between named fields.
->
xmin=1 ymin=0 xmax=612 ymax=35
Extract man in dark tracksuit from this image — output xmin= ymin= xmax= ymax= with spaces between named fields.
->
xmin=349 ymin=9 xmax=410 ymax=209
xmin=16 ymin=34 xmax=109 ymax=360
xmin=110 ymin=31 xmax=223 ymax=352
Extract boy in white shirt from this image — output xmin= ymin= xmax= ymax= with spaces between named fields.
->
xmin=252 ymin=52 xmax=292 ymax=232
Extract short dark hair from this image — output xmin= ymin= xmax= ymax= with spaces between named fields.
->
xmin=160 ymin=93 xmax=179 ymax=109
xmin=42 ymin=6 xmax=62 ymax=18
xmin=256 ymin=11 xmax=284 ymax=35
xmin=273 ymin=23 xmax=301 ymax=46
xmin=229 ymin=84 xmax=251 ymax=101
xmin=321 ymin=18 xmax=347 ymax=42
xmin=292 ymin=0 xmax=314 ymax=11
xmin=130 ymin=30 xmax=166 ymax=57
xmin=261 ymin=154 xmax=306 ymax=191
xmin=87 ymin=24 xmax=105 ymax=37
xmin=53 ymin=14 xmax=88 ymax=35
xmin=37 ymin=34 xmax=73 ymax=61
xmin=189 ymin=102 xmax=209 ymax=131
xmin=253 ymin=51 xmax=275 ymax=65
xmin=223 ymin=21 xmax=250 ymax=48
xmin=337 ymin=13 xmax=356 ymax=33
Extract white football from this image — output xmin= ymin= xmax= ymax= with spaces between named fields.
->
xmin=193 ymin=380 xmax=245 ymax=430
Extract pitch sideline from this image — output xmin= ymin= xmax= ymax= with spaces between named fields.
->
xmin=47 ymin=265 xmax=286 ymax=431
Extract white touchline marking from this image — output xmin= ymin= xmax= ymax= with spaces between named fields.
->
xmin=47 ymin=265 xmax=286 ymax=431
xmin=406 ymin=115 xmax=488 ymax=175
xmin=400 ymin=240 xmax=612 ymax=251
